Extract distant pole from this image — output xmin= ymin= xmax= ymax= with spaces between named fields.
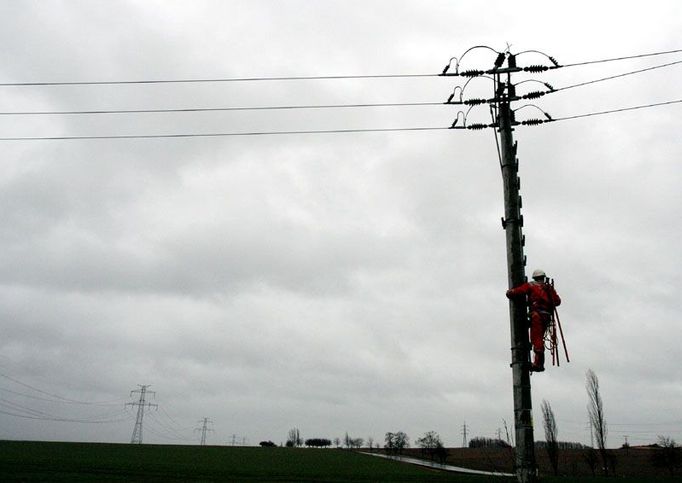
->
xmin=194 ymin=417 xmax=214 ymax=446
xmin=495 ymin=61 xmax=537 ymax=483
xmin=126 ymin=385 xmax=158 ymax=444
xmin=462 ymin=422 xmax=468 ymax=448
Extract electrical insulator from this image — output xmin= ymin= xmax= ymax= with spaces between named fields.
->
xmin=524 ymin=65 xmax=549 ymax=72
xmin=464 ymin=98 xmax=487 ymax=105
xmin=508 ymin=54 xmax=517 ymax=69
xmin=548 ymin=56 xmax=559 ymax=67
xmin=461 ymin=69 xmax=485 ymax=77
xmin=521 ymin=119 xmax=545 ymax=125
xmin=467 ymin=123 xmax=489 ymax=130
xmin=523 ymin=91 xmax=545 ymax=100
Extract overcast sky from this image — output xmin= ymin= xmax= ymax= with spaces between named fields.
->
xmin=0 ymin=0 xmax=680 ymax=448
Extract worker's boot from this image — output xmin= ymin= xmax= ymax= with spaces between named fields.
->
xmin=531 ymin=350 xmax=545 ymax=372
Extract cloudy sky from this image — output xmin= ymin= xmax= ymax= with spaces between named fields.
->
xmin=1 ymin=1 xmax=680 ymax=448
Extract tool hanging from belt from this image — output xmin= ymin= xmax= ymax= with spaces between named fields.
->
xmin=545 ymin=278 xmax=570 ymax=366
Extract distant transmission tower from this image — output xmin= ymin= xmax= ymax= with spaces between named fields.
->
xmin=125 ymin=384 xmax=158 ymax=444
xmin=462 ymin=421 xmax=468 ymax=447
xmin=194 ymin=417 xmax=214 ymax=446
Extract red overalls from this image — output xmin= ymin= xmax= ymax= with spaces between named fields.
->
xmin=506 ymin=281 xmax=561 ymax=371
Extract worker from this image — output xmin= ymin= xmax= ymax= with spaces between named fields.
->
xmin=506 ymin=269 xmax=561 ymax=372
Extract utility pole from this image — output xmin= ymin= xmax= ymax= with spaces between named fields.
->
xmin=495 ymin=58 xmax=537 ymax=483
xmin=126 ymin=384 xmax=158 ymax=444
xmin=194 ymin=417 xmax=214 ymax=446
xmin=461 ymin=421 xmax=468 ymax=448
xmin=442 ymin=46 xmax=560 ymax=483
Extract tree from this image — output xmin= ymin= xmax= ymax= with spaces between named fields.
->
xmin=416 ymin=431 xmax=444 ymax=462
xmin=541 ymin=400 xmax=560 ymax=476
xmin=385 ymin=431 xmax=409 ymax=455
xmin=287 ymin=427 xmax=302 ymax=448
xmin=652 ymin=436 xmax=681 ymax=476
xmin=305 ymin=438 xmax=332 ymax=448
xmin=586 ymin=369 xmax=608 ymax=476
xmin=468 ymin=436 xmax=510 ymax=448
xmin=333 ymin=437 xmax=341 ymax=448
xmin=367 ymin=437 xmax=374 ymax=451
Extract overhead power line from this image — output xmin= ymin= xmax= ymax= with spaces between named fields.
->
xmin=555 ymin=60 xmax=682 ymax=92
xmin=455 ymin=99 xmax=682 ymax=129
xmin=551 ymin=98 xmax=682 ymax=122
xmin=0 ymin=101 xmax=444 ymax=117
xmin=559 ymin=48 xmax=682 ymax=68
xmin=1 ymin=60 xmax=678 ymax=118
xmin=0 ymin=126 xmax=450 ymax=141
xmin=0 ymin=48 xmax=679 ymax=87
xmin=0 ymin=408 xmax=132 ymax=423
xmin=0 ymin=371 xmax=123 ymax=405
xmin=0 ymin=73 xmax=434 ymax=87
xmin=0 ymin=98 xmax=678 ymax=141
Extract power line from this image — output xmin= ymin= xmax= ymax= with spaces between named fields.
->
xmin=555 ymin=60 xmax=682 ymax=92
xmin=0 ymin=98 xmax=678 ymax=141
xmin=0 ymin=73 xmax=435 ymax=87
xmin=0 ymin=48 xmax=679 ymax=88
xmin=551 ymin=98 xmax=682 ymax=122
xmin=559 ymin=48 xmax=682 ymax=68
xmin=0 ymin=408 xmax=132 ymax=423
xmin=0 ymin=371 xmax=123 ymax=405
xmin=4 ymin=57 xmax=676 ymax=118
xmin=0 ymin=101 xmax=444 ymax=117
xmin=456 ymin=98 xmax=682 ymax=129
xmin=0 ymin=126 xmax=450 ymax=141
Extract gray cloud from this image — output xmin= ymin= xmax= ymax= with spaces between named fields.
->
xmin=1 ymin=1 xmax=680 ymax=448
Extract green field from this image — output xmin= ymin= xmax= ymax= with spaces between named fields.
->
xmin=0 ymin=441 xmax=509 ymax=482
xmin=0 ymin=441 xmax=678 ymax=482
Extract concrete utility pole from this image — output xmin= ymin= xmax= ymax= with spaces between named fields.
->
xmin=126 ymin=384 xmax=158 ymax=444
xmin=195 ymin=417 xmax=214 ymax=446
xmin=495 ymin=61 xmax=537 ymax=483
xmin=461 ymin=421 xmax=468 ymax=448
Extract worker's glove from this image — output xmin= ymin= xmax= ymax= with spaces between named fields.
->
xmin=505 ymin=290 xmax=513 ymax=299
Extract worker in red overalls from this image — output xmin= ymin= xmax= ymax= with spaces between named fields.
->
xmin=506 ymin=269 xmax=561 ymax=372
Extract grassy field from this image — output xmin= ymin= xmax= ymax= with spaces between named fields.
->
xmin=0 ymin=441 xmax=510 ymax=482
xmin=0 ymin=441 xmax=679 ymax=482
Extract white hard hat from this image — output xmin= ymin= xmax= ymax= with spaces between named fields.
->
xmin=532 ymin=269 xmax=546 ymax=279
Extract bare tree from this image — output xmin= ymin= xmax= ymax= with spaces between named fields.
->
xmin=586 ymin=369 xmax=608 ymax=476
xmin=541 ymin=400 xmax=560 ymax=476
xmin=287 ymin=427 xmax=302 ymax=447
xmin=367 ymin=436 xmax=374 ymax=451
xmin=384 ymin=431 xmax=409 ymax=456
xmin=652 ymin=436 xmax=681 ymax=476
xmin=416 ymin=431 xmax=445 ymax=462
